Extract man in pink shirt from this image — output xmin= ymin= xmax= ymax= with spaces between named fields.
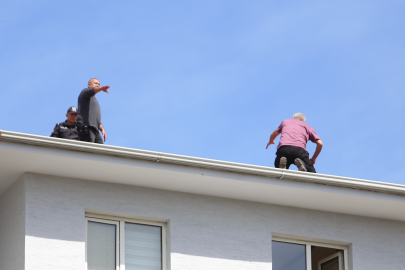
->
xmin=266 ymin=113 xmax=323 ymax=173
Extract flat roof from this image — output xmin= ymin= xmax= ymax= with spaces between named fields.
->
xmin=1 ymin=130 xmax=405 ymax=221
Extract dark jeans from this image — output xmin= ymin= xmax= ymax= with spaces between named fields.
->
xmin=275 ymin=145 xmax=316 ymax=173
xmin=78 ymin=126 xmax=104 ymax=144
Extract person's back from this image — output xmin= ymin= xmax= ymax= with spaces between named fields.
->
xmin=277 ymin=118 xmax=319 ymax=150
xmin=266 ymin=113 xmax=323 ymax=173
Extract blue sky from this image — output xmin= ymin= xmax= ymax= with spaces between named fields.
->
xmin=1 ymin=1 xmax=404 ymax=184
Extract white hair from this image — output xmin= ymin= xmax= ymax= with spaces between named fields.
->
xmin=293 ymin=112 xmax=306 ymax=122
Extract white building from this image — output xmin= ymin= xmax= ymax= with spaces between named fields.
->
xmin=0 ymin=130 xmax=404 ymax=270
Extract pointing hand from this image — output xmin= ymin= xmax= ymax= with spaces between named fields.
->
xmin=266 ymin=141 xmax=275 ymax=149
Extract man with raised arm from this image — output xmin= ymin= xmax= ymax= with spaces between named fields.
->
xmin=77 ymin=78 xmax=110 ymax=144
xmin=266 ymin=113 xmax=323 ymax=173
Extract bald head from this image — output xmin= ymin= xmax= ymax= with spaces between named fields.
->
xmin=88 ymin=78 xmax=100 ymax=88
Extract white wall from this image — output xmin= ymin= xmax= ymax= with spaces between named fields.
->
xmin=24 ymin=173 xmax=405 ymax=270
xmin=0 ymin=177 xmax=25 ymax=270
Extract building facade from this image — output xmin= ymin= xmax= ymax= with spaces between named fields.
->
xmin=1 ymin=131 xmax=404 ymax=270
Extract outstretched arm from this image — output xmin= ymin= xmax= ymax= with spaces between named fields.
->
xmin=266 ymin=130 xmax=280 ymax=149
xmin=310 ymin=139 xmax=323 ymax=164
xmin=94 ymin=85 xmax=110 ymax=94
xmin=82 ymin=86 xmax=110 ymax=98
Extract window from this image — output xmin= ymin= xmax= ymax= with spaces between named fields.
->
xmin=272 ymin=237 xmax=348 ymax=270
xmin=85 ymin=215 xmax=167 ymax=270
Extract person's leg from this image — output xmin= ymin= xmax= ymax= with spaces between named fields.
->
xmin=275 ymin=147 xmax=288 ymax=169
xmin=88 ymin=128 xmax=96 ymax=142
xmin=274 ymin=153 xmax=281 ymax=168
xmin=76 ymin=115 xmax=86 ymax=141
xmin=295 ymin=148 xmax=316 ymax=173
xmin=302 ymin=158 xmax=316 ymax=173
xmin=294 ymin=158 xmax=308 ymax=172
xmin=284 ymin=146 xmax=316 ymax=173
xmin=280 ymin=146 xmax=296 ymax=169
xmin=94 ymin=131 xmax=104 ymax=144
xmin=275 ymin=146 xmax=295 ymax=169
xmin=286 ymin=159 xmax=294 ymax=169
xmin=89 ymin=127 xmax=104 ymax=144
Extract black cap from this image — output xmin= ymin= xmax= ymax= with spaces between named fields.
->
xmin=67 ymin=106 xmax=78 ymax=114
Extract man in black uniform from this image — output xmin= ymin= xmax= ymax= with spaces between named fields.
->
xmin=50 ymin=106 xmax=79 ymax=140
xmin=77 ymin=78 xmax=110 ymax=144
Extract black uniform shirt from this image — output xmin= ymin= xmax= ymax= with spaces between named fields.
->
xmin=50 ymin=121 xmax=79 ymax=140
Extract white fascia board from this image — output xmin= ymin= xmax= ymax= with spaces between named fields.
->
xmin=1 ymin=130 xmax=405 ymax=221
xmin=1 ymin=130 xmax=404 ymax=196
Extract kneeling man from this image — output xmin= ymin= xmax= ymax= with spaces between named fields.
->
xmin=266 ymin=113 xmax=323 ymax=173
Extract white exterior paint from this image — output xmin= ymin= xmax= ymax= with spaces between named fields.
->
xmin=1 ymin=132 xmax=405 ymax=270
xmin=0 ymin=177 xmax=25 ymax=270
xmin=1 ymin=138 xmax=405 ymax=222
xmin=22 ymin=173 xmax=405 ymax=270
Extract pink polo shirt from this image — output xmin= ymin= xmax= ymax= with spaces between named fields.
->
xmin=276 ymin=118 xmax=320 ymax=150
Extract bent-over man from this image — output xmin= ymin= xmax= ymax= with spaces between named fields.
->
xmin=77 ymin=78 xmax=110 ymax=144
xmin=266 ymin=113 xmax=323 ymax=173
xmin=50 ymin=106 xmax=79 ymax=140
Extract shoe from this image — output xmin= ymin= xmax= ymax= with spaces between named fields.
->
xmin=294 ymin=158 xmax=307 ymax=172
xmin=279 ymin=157 xmax=287 ymax=169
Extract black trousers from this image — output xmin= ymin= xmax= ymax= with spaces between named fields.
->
xmin=78 ymin=126 xmax=104 ymax=144
xmin=275 ymin=145 xmax=316 ymax=173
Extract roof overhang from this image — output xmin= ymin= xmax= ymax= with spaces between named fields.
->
xmin=1 ymin=130 xmax=405 ymax=221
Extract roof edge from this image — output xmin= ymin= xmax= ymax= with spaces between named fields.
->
xmin=1 ymin=130 xmax=405 ymax=196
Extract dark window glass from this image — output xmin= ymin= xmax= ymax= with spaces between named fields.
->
xmin=272 ymin=241 xmax=306 ymax=270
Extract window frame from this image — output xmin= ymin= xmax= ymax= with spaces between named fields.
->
xmin=272 ymin=236 xmax=349 ymax=270
xmin=85 ymin=214 xmax=167 ymax=270
xmin=85 ymin=218 xmax=120 ymax=270
xmin=318 ymin=251 xmax=343 ymax=270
